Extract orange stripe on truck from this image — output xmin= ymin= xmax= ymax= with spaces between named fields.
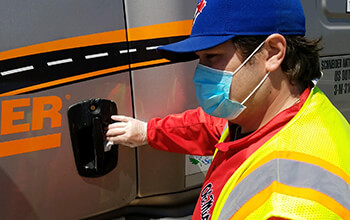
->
xmin=127 ymin=20 xmax=192 ymax=41
xmin=0 ymin=30 xmax=127 ymax=62
xmin=130 ymin=58 xmax=170 ymax=69
xmin=0 ymin=20 xmax=192 ymax=62
xmin=0 ymin=133 xmax=61 ymax=157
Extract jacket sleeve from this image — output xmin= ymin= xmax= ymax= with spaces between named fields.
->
xmin=147 ymin=107 xmax=227 ymax=156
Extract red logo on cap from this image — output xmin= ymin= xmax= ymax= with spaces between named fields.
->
xmin=193 ymin=0 xmax=207 ymax=24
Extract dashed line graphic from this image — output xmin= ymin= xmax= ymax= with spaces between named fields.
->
xmin=85 ymin=52 xmax=109 ymax=59
xmin=119 ymin=48 xmax=137 ymax=54
xmin=1 ymin=66 xmax=34 ymax=76
xmin=0 ymin=36 xmax=188 ymax=95
xmin=146 ymin=46 xmax=160 ymax=51
xmin=47 ymin=58 xmax=73 ymax=66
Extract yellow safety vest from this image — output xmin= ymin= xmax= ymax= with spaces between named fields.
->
xmin=211 ymin=87 xmax=350 ymax=219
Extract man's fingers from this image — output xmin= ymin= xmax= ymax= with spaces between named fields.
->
xmin=111 ymin=115 xmax=131 ymax=122
xmin=106 ymin=127 xmax=126 ymax=137
xmin=106 ymin=116 xmax=147 ymax=148
xmin=108 ymin=121 xmax=127 ymax=129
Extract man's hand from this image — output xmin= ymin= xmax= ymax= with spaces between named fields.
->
xmin=106 ymin=115 xmax=148 ymax=148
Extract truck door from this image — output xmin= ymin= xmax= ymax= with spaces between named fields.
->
xmin=123 ymin=0 xmax=211 ymax=207
xmin=0 ymin=1 xmax=137 ymax=219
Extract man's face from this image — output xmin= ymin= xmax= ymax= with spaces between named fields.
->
xmin=195 ymin=40 xmax=266 ymax=105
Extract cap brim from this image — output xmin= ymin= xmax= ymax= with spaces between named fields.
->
xmin=157 ymin=35 xmax=235 ymax=62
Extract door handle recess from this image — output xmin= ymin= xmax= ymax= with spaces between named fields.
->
xmin=68 ymin=99 xmax=118 ymax=177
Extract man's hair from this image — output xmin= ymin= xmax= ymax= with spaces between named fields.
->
xmin=232 ymin=36 xmax=323 ymax=89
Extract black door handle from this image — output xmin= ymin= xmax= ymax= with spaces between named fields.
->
xmin=68 ymin=99 xmax=118 ymax=177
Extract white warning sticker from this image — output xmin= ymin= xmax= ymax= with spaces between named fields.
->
xmin=185 ymin=155 xmax=212 ymax=176
xmin=319 ymin=55 xmax=350 ymax=123
xmin=320 ymin=55 xmax=350 ymax=96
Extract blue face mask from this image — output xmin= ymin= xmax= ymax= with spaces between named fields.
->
xmin=193 ymin=41 xmax=269 ymax=120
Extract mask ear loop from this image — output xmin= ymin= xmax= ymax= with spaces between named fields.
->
xmin=230 ymin=40 xmax=266 ymax=76
xmin=232 ymin=40 xmax=268 ymax=105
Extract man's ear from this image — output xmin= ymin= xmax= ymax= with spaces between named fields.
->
xmin=264 ymin=34 xmax=286 ymax=72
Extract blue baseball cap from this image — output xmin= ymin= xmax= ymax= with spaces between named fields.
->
xmin=158 ymin=0 xmax=306 ymax=61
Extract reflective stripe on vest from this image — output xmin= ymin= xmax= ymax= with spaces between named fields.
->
xmin=217 ymin=157 xmax=350 ymax=219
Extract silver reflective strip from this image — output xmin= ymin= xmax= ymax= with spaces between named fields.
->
xmin=218 ymin=159 xmax=350 ymax=219
xmin=221 ymin=122 xmax=228 ymax=137
xmin=217 ymin=122 xmax=229 ymax=144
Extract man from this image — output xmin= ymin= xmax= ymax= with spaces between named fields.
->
xmin=107 ymin=0 xmax=350 ymax=219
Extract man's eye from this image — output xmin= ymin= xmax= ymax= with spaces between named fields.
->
xmin=206 ymin=54 xmax=217 ymax=59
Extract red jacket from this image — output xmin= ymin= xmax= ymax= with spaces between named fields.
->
xmin=147 ymin=107 xmax=226 ymax=156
